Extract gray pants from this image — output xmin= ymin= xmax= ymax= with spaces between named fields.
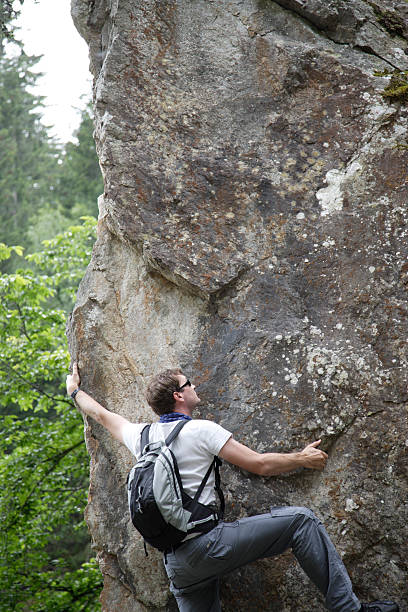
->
xmin=163 ymin=506 xmax=361 ymax=612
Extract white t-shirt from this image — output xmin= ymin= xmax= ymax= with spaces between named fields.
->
xmin=122 ymin=419 xmax=232 ymax=506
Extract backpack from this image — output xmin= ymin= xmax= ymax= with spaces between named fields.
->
xmin=127 ymin=420 xmax=225 ymax=552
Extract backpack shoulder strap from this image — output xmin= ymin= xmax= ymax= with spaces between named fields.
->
xmin=192 ymin=456 xmax=225 ymax=519
xmin=140 ymin=424 xmax=151 ymax=455
xmin=214 ymin=457 xmax=225 ymax=519
xmin=192 ymin=459 xmax=215 ymax=504
xmin=164 ymin=419 xmax=189 ymax=446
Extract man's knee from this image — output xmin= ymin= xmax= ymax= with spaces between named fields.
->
xmin=270 ymin=505 xmax=321 ymax=531
xmin=295 ymin=506 xmax=317 ymax=519
xmin=289 ymin=506 xmax=321 ymax=528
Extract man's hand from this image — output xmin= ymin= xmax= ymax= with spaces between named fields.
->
xmin=299 ymin=440 xmax=328 ymax=470
xmin=65 ymin=362 xmax=130 ymax=443
xmin=66 ymin=362 xmax=81 ymax=396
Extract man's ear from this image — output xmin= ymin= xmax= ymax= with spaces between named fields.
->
xmin=173 ymin=391 xmax=183 ymax=402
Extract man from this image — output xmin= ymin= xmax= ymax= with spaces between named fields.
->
xmin=66 ymin=364 xmax=399 ymax=612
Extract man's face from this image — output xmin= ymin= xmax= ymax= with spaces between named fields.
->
xmin=177 ymin=374 xmax=200 ymax=410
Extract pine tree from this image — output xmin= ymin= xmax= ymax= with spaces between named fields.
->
xmin=57 ymin=103 xmax=103 ymax=218
xmin=0 ymin=1 xmax=20 ymax=50
xmin=0 ymin=50 xmax=60 ymax=263
xmin=26 ymin=103 xmax=104 ymax=251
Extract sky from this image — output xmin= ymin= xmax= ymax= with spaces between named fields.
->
xmin=12 ymin=0 xmax=92 ymax=143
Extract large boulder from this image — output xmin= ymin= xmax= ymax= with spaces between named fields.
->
xmin=68 ymin=0 xmax=408 ymax=609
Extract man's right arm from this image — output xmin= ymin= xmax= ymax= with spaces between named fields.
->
xmin=219 ymin=437 xmax=328 ymax=476
xmin=66 ymin=363 xmax=130 ymax=444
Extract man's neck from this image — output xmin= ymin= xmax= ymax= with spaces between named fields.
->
xmin=172 ymin=405 xmax=192 ymax=418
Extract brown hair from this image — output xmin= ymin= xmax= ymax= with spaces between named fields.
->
xmin=146 ymin=368 xmax=183 ymax=416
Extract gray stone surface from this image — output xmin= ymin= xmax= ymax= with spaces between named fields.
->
xmin=68 ymin=0 xmax=408 ymax=609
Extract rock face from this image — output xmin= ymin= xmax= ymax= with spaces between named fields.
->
xmin=68 ymin=1 xmax=408 ymax=610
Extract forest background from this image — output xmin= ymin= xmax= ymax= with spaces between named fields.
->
xmin=0 ymin=3 xmax=104 ymax=610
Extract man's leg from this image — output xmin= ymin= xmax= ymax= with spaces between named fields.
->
xmin=169 ymin=576 xmax=221 ymax=612
xmin=164 ymin=506 xmax=361 ymax=612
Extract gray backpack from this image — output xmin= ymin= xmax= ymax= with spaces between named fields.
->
xmin=127 ymin=420 xmax=224 ymax=552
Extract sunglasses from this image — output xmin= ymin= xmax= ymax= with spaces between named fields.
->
xmin=178 ymin=379 xmax=192 ymax=391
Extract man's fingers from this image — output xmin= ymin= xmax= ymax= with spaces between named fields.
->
xmin=70 ymin=362 xmax=80 ymax=386
xmin=305 ymin=440 xmax=328 ymax=463
xmin=300 ymin=440 xmax=328 ymax=470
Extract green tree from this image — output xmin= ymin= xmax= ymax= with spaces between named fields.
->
xmin=0 ymin=1 xmax=21 ymax=49
xmin=27 ymin=103 xmax=104 ymax=251
xmin=57 ymin=102 xmax=103 ymax=219
xmin=0 ymin=50 xmax=60 ymax=264
xmin=0 ymin=217 xmax=102 ymax=611
xmin=0 ymin=47 xmax=103 ymax=262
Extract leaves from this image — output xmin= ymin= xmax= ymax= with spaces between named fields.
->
xmin=0 ymin=37 xmax=103 ymax=611
xmin=0 ymin=243 xmax=24 ymax=262
xmin=0 ymin=219 xmax=101 ymax=611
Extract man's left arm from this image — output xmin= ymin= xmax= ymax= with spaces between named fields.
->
xmin=66 ymin=362 xmax=130 ymax=444
xmin=219 ymin=437 xmax=328 ymax=476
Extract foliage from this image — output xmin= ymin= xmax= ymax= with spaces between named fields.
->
xmin=56 ymin=103 xmax=103 ymax=219
xmin=26 ymin=204 xmax=74 ymax=253
xmin=0 ymin=49 xmax=103 ymax=266
xmin=0 ymin=218 xmax=102 ymax=611
xmin=0 ymin=244 xmax=24 ymax=262
xmin=0 ymin=50 xmax=60 ymax=259
xmin=0 ymin=14 xmax=104 ymax=611
xmin=27 ymin=215 xmax=97 ymax=309
xmin=27 ymin=104 xmax=104 ymax=252
xmin=0 ymin=1 xmax=21 ymax=47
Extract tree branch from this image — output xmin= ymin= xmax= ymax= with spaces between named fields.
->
xmin=15 ymin=302 xmax=32 ymax=342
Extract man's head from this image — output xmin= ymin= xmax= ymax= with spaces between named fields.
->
xmin=146 ymin=369 xmax=200 ymax=416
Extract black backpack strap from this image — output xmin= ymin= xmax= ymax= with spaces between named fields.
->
xmin=192 ymin=459 xmax=216 ymax=504
xmin=192 ymin=456 xmax=225 ymax=520
xmin=214 ymin=457 xmax=225 ymax=519
xmin=140 ymin=424 xmax=151 ymax=455
xmin=164 ymin=419 xmax=189 ymax=446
